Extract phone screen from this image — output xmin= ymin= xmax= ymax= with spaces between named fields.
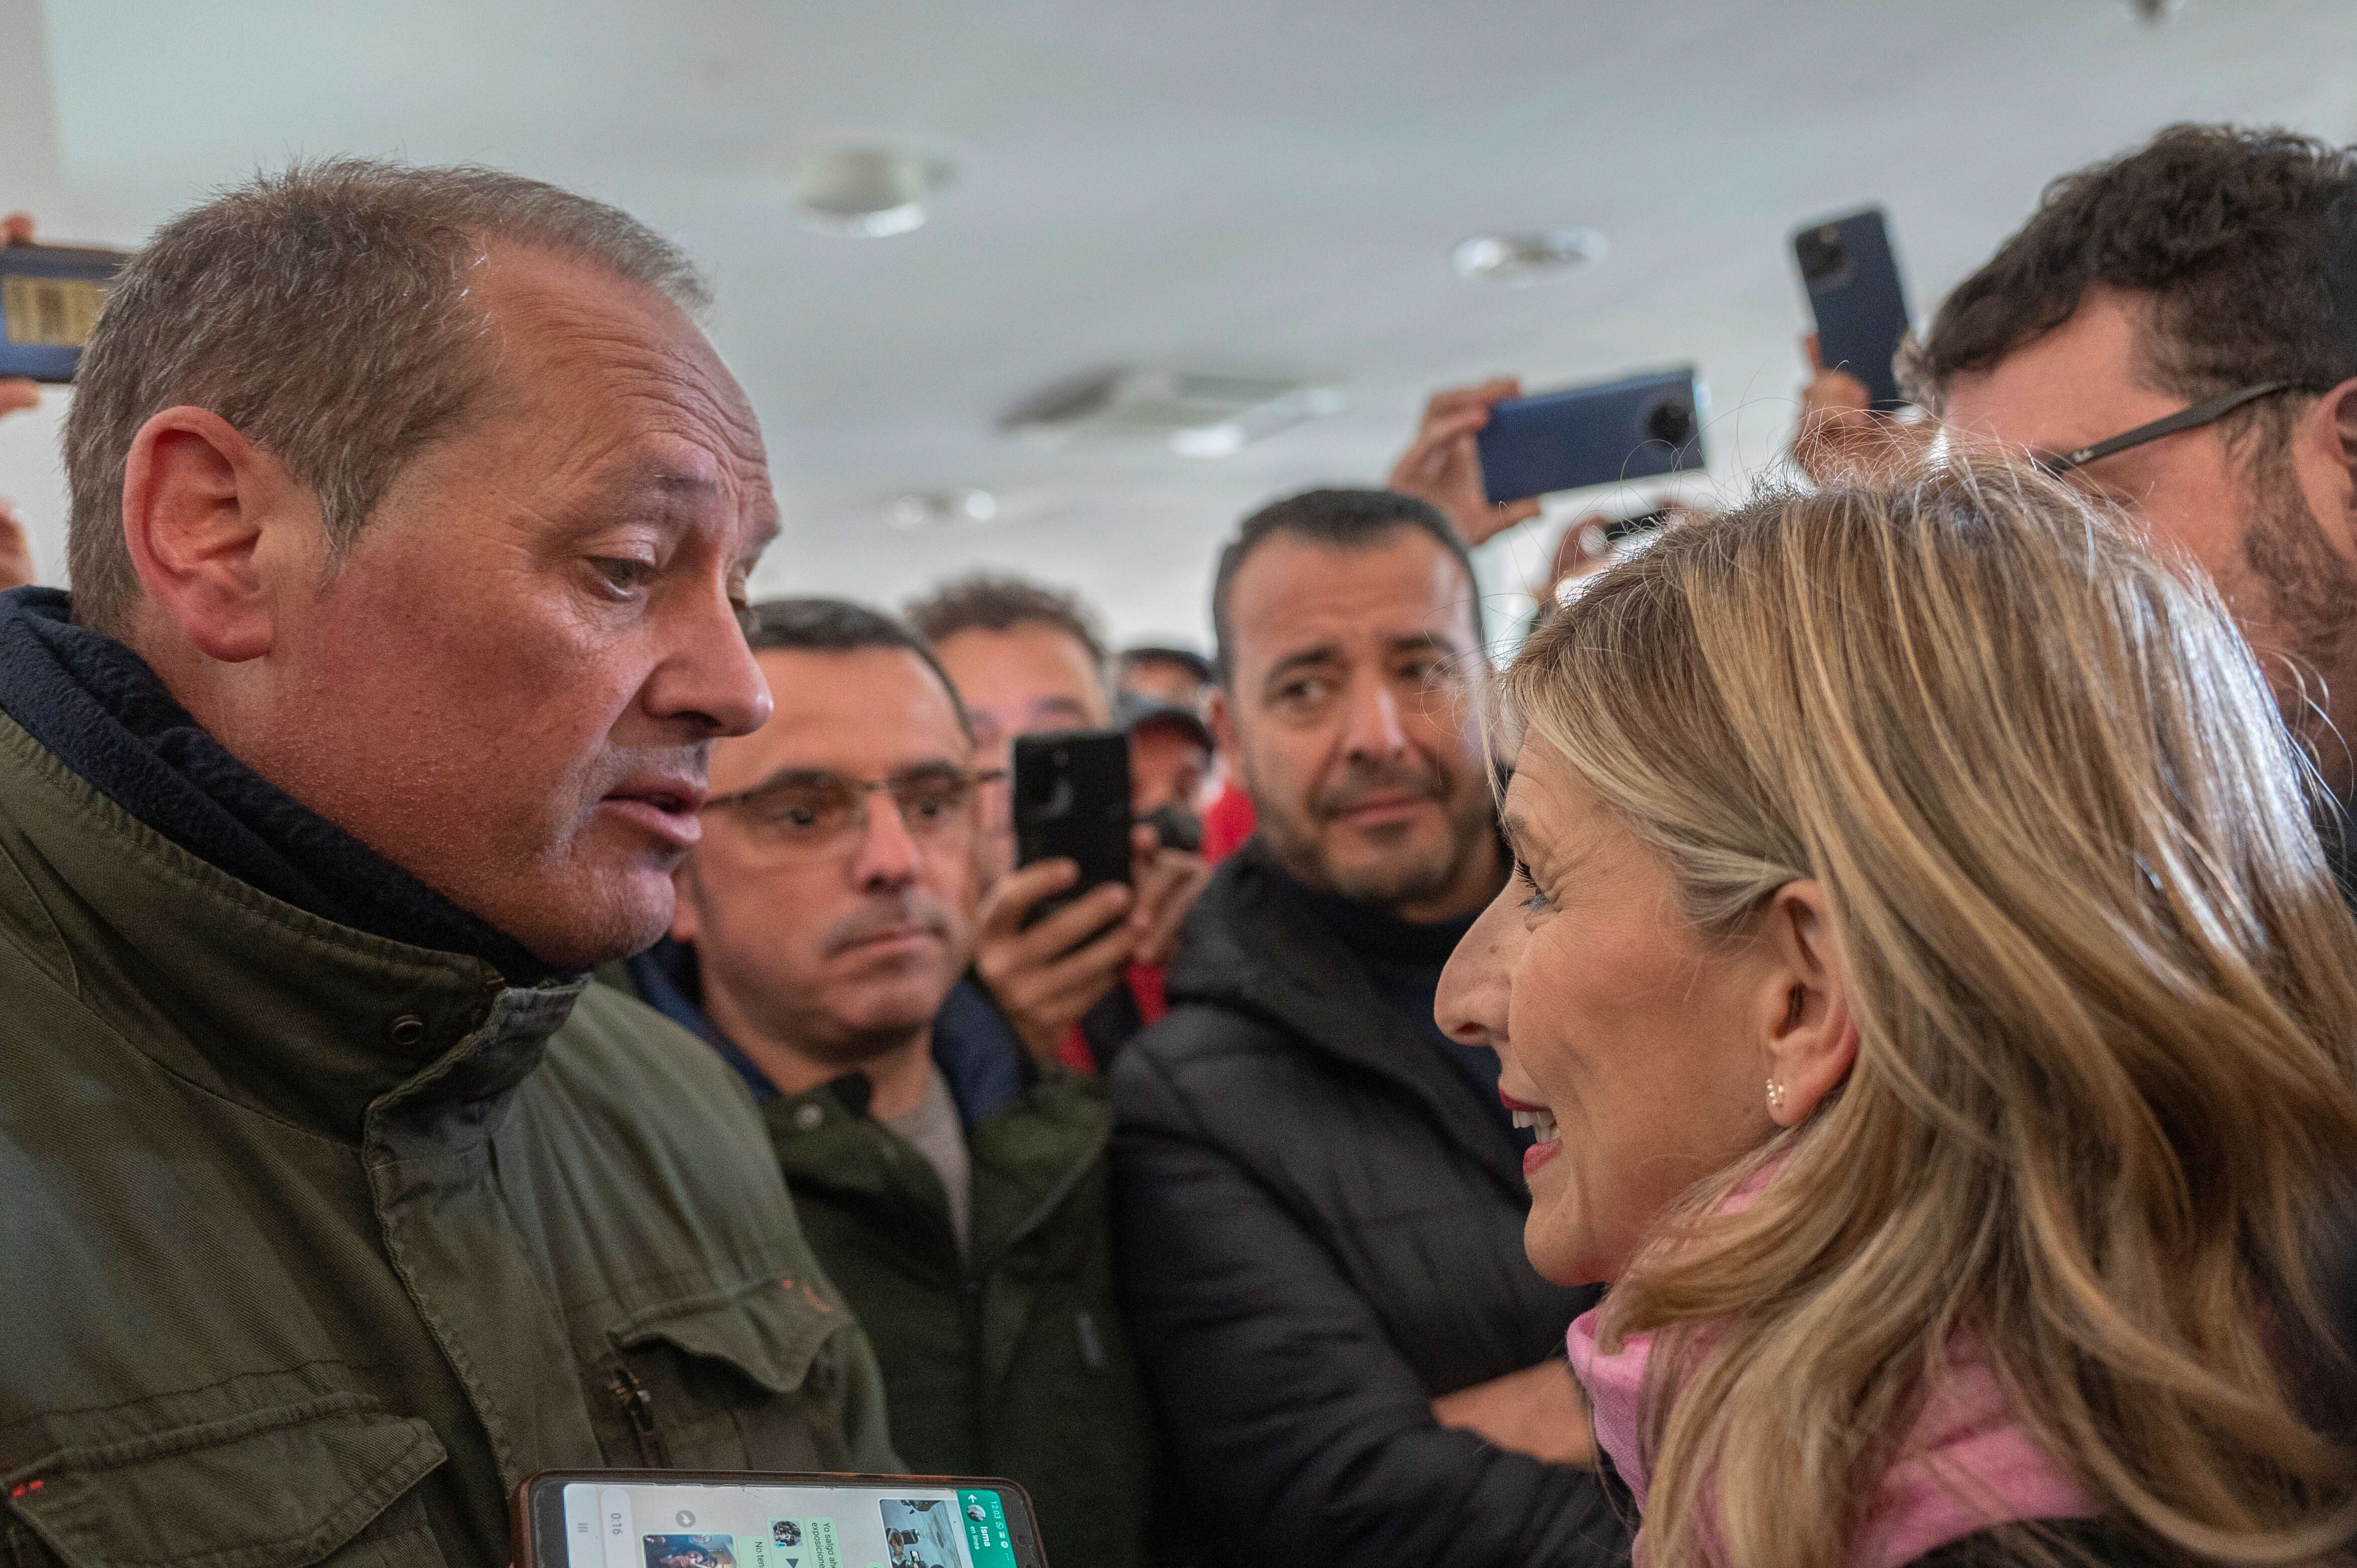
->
xmin=558 ymin=1479 xmax=1024 ymax=1568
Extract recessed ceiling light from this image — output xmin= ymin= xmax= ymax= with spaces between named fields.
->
xmin=791 ymin=144 xmax=954 ymax=238
xmin=1452 ymin=228 xmax=1607 ymax=285
xmin=882 ymin=489 xmax=998 ymax=529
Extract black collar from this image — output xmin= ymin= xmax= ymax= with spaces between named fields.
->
xmin=0 ymin=586 xmax=566 ymax=986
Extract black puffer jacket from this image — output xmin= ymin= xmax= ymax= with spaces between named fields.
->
xmin=1109 ymin=842 xmax=1630 ymax=1568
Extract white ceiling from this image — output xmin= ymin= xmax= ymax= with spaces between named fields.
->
xmin=3 ymin=0 xmax=2355 ymax=646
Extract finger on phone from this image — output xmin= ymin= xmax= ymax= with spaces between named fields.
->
xmin=1034 ymin=918 xmax=1140 ymax=997
xmin=1019 ymin=878 xmax=1134 ymax=962
xmin=982 ymin=857 xmax=1077 ymax=932
xmin=1803 ymin=333 xmax=1824 ymax=373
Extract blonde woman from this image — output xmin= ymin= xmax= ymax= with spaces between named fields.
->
xmin=1435 ymin=455 xmax=2357 ymax=1566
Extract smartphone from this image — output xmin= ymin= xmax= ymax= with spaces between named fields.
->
xmin=1792 ymin=206 xmax=1913 ymax=412
xmin=0 ymin=242 xmax=131 ymax=383
xmin=1012 ymin=729 xmax=1132 ymax=927
xmin=513 ymin=1471 xmax=1047 ymax=1568
xmin=1476 ymin=367 xmax=1707 ymax=505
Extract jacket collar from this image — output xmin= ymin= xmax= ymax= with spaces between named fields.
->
xmin=0 ymin=586 xmax=562 ymax=985
xmin=1165 ymin=839 xmax=1527 ymax=1195
xmin=0 ymin=700 xmax=584 ymax=1143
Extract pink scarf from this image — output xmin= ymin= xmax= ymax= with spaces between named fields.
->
xmin=1566 ymin=1196 xmax=2092 ymax=1564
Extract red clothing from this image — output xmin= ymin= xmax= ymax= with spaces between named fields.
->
xmin=1200 ymin=780 xmax=1257 ymax=863
xmin=1055 ymin=961 xmax=1169 ymax=1074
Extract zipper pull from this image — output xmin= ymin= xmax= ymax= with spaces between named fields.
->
xmin=609 ymin=1364 xmax=671 ymax=1467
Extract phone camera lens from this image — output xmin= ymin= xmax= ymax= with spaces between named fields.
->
xmin=1645 ymin=399 xmax=1697 ymax=450
xmin=1797 ymin=226 xmax=1849 ymax=283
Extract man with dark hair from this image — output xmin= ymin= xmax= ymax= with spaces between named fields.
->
xmin=907 ymin=571 xmax=1209 ymax=1073
xmin=0 ymin=162 xmax=893 ymax=1568
xmin=1117 ymin=644 xmax=1216 ymax=712
xmin=1803 ymin=124 xmax=2357 ymax=889
xmin=1111 ymin=488 xmax=1624 ymax=1568
xmin=612 ymin=599 xmax=1162 ymax=1568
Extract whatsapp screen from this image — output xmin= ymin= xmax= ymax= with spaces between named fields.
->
xmin=560 ymin=1481 xmax=1022 ymax=1568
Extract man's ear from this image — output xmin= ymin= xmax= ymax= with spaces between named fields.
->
xmin=120 ymin=406 xmax=310 ymax=663
xmin=1207 ymin=685 xmax=1238 ymax=758
xmin=1756 ymin=879 xmax=1859 ymax=1128
xmin=2298 ymin=375 xmax=2357 ymax=547
xmin=1207 ymin=685 xmax=1259 ymax=799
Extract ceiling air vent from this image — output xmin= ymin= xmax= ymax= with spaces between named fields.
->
xmin=1001 ymin=369 xmax=1341 ymax=457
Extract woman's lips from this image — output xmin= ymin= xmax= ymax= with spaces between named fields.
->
xmin=1505 ymin=1090 xmax=1562 ymax=1176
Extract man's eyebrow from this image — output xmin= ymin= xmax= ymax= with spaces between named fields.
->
xmin=1387 ymin=630 xmax=1465 ymax=658
xmin=1261 ymin=643 xmax=1344 ymax=688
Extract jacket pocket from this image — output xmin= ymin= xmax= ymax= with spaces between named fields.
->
xmin=601 ymin=1275 xmax=853 ymax=1472
xmin=1 ymin=1393 xmax=447 ymax=1568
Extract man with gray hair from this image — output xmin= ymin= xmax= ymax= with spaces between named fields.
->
xmin=0 ymin=160 xmax=894 ymax=1568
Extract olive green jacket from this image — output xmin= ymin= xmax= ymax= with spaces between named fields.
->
xmin=762 ymin=1067 xmax=1161 ymax=1568
xmin=0 ymin=710 xmax=897 ymax=1568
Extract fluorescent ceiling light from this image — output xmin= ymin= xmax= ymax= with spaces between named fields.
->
xmin=1452 ymin=227 xmax=1606 ymax=284
xmin=883 ymin=489 xmax=998 ymax=529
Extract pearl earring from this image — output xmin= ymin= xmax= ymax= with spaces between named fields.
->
xmin=1766 ymin=1077 xmax=1786 ymax=1115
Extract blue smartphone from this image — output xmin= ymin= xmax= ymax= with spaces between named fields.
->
xmin=1475 ymin=367 xmax=1707 ymax=505
xmin=0 ymin=241 xmax=130 ymax=383
xmin=1792 ymin=207 xmax=1912 ymax=412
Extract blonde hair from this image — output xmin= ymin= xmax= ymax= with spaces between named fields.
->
xmin=1507 ymin=454 xmax=2357 ymax=1565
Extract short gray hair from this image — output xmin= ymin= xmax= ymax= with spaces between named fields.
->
xmin=63 ymin=157 xmax=709 ymax=635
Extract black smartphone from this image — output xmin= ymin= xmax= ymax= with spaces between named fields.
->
xmin=0 ymin=241 xmax=131 ymax=383
xmin=1792 ymin=206 xmax=1913 ymax=412
xmin=1476 ymin=367 xmax=1707 ymax=505
xmin=1012 ymin=729 xmax=1132 ymax=927
xmin=513 ymin=1470 xmax=1048 ymax=1568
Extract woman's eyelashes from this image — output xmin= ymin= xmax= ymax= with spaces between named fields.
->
xmin=1513 ymin=854 xmax=1550 ymax=912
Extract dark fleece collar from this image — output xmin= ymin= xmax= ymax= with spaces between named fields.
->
xmin=0 ymin=585 xmax=565 ymax=986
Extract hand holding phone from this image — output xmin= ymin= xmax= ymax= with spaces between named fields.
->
xmin=1 ymin=222 xmax=131 ymax=385
xmin=514 ymin=1471 xmax=1047 ymax=1568
xmin=1388 ymin=379 xmax=1545 ymax=546
xmin=1791 ymin=206 xmax=1913 ymax=413
xmin=1012 ymin=731 xmax=1132 ymax=927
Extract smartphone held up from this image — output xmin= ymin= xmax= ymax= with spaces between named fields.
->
xmin=1474 ymin=366 xmax=1708 ymax=505
xmin=1011 ymin=730 xmax=1132 ymax=930
xmin=514 ymin=1471 xmax=1049 ymax=1568
xmin=1791 ymin=205 xmax=1914 ymax=412
xmin=0 ymin=238 xmax=131 ymax=383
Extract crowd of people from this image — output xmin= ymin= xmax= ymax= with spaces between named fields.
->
xmin=4 ymin=118 xmax=2357 ymax=1568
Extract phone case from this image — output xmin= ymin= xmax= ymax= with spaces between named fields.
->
xmin=1793 ymin=207 xmax=1913 ymax=411
xmin=1476 ymin=367 xmax=1707 ymax=505
xmin=1012 ymin=730 xmax=1133 ymax=926
xmin=0 ymin=242 xmax=131 ymax=383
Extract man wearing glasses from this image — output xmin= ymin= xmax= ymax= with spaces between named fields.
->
xmin=1800 ymin=124 xmax=2357 ymax=899
xmin=614 ymin=597 xmax=1162 ymax=1568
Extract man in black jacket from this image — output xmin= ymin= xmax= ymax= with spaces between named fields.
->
xmin=1110 ymin=488 xmax=1629 ymax=1568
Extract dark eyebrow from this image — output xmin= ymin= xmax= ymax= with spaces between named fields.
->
xmin=1261 ymin=643 xmax=1345 ymax=692
xmin=1388 ymin=630 xmax=1465 ymax=660
xmin=737 ymin=757 xmax=969 ymax=795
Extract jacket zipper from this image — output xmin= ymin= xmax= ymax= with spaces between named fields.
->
xmin=610 ymin=1364 xmax=671 ymax=1467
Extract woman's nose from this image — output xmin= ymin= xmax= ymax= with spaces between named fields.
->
xmin=1436 ymin=889 xmax=1515 ymax=1051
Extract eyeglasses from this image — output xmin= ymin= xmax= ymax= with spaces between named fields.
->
xmin=703 ymin=765 xmax=1007 ymax=860
xmin=2035 ymin=380 xmax=2311 ymax=476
